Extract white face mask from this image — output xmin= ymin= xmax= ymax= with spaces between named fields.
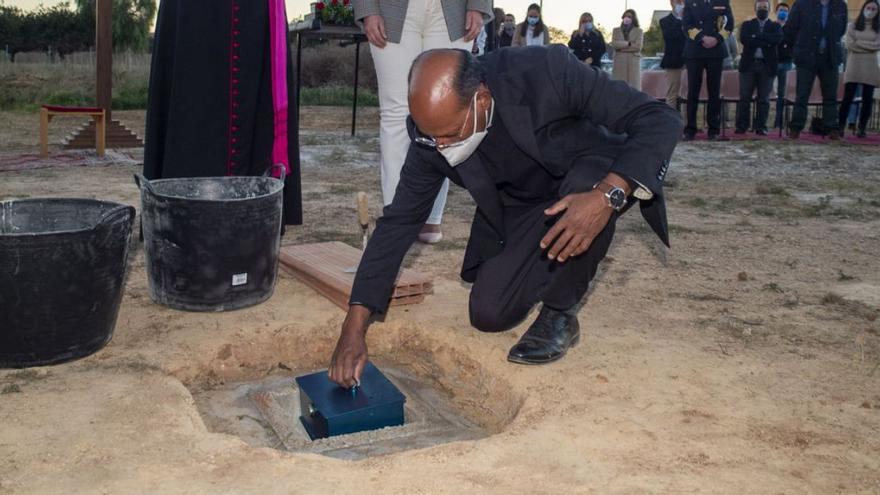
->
xmin=865 ymin=8 xmax=878 ymax=19
xmin=439 ymin=93 xmax=495 ymax=167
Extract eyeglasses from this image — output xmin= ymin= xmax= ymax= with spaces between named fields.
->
xmin=413 ymin=100 xmax=474 ymax=150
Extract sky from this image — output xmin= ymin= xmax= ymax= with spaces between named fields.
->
xmin=9 ymin=0 xmax=673 ymax=33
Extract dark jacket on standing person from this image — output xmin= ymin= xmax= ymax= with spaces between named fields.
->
xmin=568 ymin=30 xmax=606 ymax=67
xmin=348 ymin=46 xmax=683 ymax=314
xmin=682 ymin=0 xmax=734 ymax=59
xmin=499 ymin=27 xmax=514 ymax=47
xmin=777 ymin=31 xmax=793 ymax=64
xmin=660 ymin=12 xmax=686 ymax=69
xmin=783 ymin=0 xmax=848 ymax=69
xmin=739 ymin=18 xmax=783 ymax=73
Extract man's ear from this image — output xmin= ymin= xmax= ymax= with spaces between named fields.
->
xmin=476 ymin=85 xmax=492 ymax=111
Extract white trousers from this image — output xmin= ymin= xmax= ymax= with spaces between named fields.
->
xmin=370 ymin=0 xmax=471 ymax=224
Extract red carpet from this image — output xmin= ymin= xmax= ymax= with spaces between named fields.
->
xmin=687 ymin=130 xmax=880 ymax=145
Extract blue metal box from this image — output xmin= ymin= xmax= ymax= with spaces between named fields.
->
xmin=295 ymin=362 xmax=406 ymax=440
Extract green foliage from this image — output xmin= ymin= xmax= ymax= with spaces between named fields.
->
xmin=300 ymin=86 xmax=379 ymax=107
xmin=643 ymin=21 xmax=665 ymax=57
xmin=75 ymin=0 xmax=157 ymax=52
xmin=0 ymin=3 xmax=90 ymax=60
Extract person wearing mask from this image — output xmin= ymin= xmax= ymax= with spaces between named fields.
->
xmin=784 ymin=0 xmax=848 ymax=140
xmin=568 ymin=12 xmax=606 ymax=68
xmin=512 ymin=4 xmax=550 ymax=47
xmin=355 ymin=0 xmax=492 ymax=243
xmin=735 ymin=0 xmax=782 ymax=135
xmin=328 ymin=47 xmax=683 ymax=384
xmin=682 ymin=0 xmax=734 ymax=141
xmin=660 ymin=0 xmax=687 ymax=108
xmin=499 ymin=13 xmax=516 ymax=48
xmin=611 ymin=10 xmax=643 ymax=89
xmin=484 ymin=7 xmax=504 ymax=52
xmin=839 ymin=0 xmax=880 ymax=138
xmin=774 ymin=2 xmax=793 ymax=130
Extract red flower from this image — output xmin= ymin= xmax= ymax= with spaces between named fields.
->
xmin=330 ymin=0 xmax=338 ymax=5
xmin=315 ymin=2 xmax=324 ymax=9
xmin=343 ymin=0 xmax=350 ymax=5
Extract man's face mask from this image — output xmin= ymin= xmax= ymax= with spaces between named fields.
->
xmin=777 ymin=10 xmax=789 ymax=22
xmin=756 ymin=4 xmax=770 ymax=20
xmin=437 ymin=92 xmax=495 ymax=168
xmin=674 ymin=4 xmax=685 ymax=16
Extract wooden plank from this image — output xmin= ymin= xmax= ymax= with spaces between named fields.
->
xmin=279 ymin=241 xmax=432 ymax=310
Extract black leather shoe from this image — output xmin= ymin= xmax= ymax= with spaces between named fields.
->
xmin=857 ymin=128 xmax=867 ymax=138
xmin=756 ymin=128 xmax=769 ymax=136
xmin=507 ymin=306 xmax=580 ymax=365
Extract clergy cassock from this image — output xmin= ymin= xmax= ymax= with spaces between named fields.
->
xmin=144 ymin=0 xmax=303 ymax=225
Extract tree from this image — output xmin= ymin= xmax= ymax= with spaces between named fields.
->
xmin=642 ymin=21 xmax=665 ymax=57
xmin=546 ymin=25 xmax=569 ymax=44
xmin=75 ymin=0 xmax=156 ymax=52
xmin=0 ymin=3 xmax=89 ymax=61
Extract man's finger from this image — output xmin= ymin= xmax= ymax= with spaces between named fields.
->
xmin=540 ymin=220 xmax=565 ymax=250
xmin=353 ymin=358 xmax=367 ymax=386
xmin=547 ymin=229 xmax=575 ymax=260
xmin=571 ymin=235 xmax=595 ymax=258
xmin=544 ymin=198 xmax=569 ymax=216
xmin=557 ymin=234 xmax=585 ymax=262
xmin=378 ymin=19 xmax=387 ymax=42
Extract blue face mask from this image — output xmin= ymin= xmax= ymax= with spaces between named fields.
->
xmin=584 ymin=22 xmax=593 ymax=30
xmin=674 ymin=4 xmax=685 ymax=16
xmin=777 ymin=10 xmax=788 ymax=21
xmin=527 ymin=16 xmax=539 ymax=26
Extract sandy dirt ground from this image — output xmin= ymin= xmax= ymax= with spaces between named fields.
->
xmin=1 ymin=107 xmax=879 ymax=494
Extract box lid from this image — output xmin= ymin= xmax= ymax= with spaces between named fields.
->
xmin=295 ymin=361 xmax=406 ymax=418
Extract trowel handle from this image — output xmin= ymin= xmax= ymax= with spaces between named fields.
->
xmin=356 ymin=192 xmax=369 ymax=228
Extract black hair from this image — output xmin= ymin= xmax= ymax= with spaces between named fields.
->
xmin=855 ymin=0 xmax=880 ymax=32
xmin=408 ymin=49 xmax=485 ymax=108
xmin=622 ymin=9 xmax=640 ymax=28
xmin=519 ymin=3 xmax=545 ymax=38
xmin=776 ymin=2 xmax=789 ymax=11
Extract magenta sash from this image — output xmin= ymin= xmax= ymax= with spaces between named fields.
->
xmin=268 ymin=0 xmax=290 ymax=178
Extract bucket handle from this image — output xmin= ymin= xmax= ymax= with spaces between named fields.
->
xmin=97 ymin=204 xmax=136 ymax=227
xmin=133 ymin=173 xmax=164 ymax=201
xmin=264 ymin=163 xmax=287 ymax=183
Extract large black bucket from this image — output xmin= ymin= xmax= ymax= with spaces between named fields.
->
xmin=0 ymin=199 xmax=136 ymax=368
xmin=135 ymin=174 xmax=284 ymax=312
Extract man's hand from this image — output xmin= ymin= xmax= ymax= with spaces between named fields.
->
xmin=540 ymin=173 xmax=631 ymax=263
xmin=328 ymin=305 xmax=371 ymax=388
xmin=464 ymin=10 xmax=484 ymax=42
xmin=701 ymin=36 xmax=719 ymax=49
xmin=585 ymin=57 xmax=593 ymax=65
xmin=363 ymin=15 xmax=388 ymax=48
xmin=540 ymin=191 xmax=613 ymax=263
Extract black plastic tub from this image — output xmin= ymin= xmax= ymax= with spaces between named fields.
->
xmin=0 ymin=199 xmax=136 ymax=368
xmin=135 ymin=174 xmax=284 ymax=312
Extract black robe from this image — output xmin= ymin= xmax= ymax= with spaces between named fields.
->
xmin=143 ymin=0 xmax=303 ymax=225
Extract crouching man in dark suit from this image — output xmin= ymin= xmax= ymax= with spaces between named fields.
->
xmin=328 ymin=46 xmax=683 ymax=387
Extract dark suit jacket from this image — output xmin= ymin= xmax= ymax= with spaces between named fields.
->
xmin=682 ymin=0 xmax=734 ymax=59
xmin=783 ymin=0 xmax=848 ymax=69
xmin=350 ymin=45 xmax=684 ymax=314
xmin=568 ymin=31 xmax=606 ymax=67
xmin=739 ymin=18 xmax=783 ymax=73
xmin=660 ymin=13 xmax=686 ymax=69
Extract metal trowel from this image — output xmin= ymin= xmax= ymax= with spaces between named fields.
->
xmin=343 ymin=192 xmax=370 ymax=273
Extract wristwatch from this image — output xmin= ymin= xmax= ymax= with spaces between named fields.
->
xmin=593 ymin=180 xmax=628 ymax=212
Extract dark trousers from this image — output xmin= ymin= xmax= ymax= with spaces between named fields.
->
xmin=468 ymin=201 xmax=617 ymax=333
xmin=839 ymin=82 xmax=876 ymax=132
xmin=774 ymin=62 xmax=794 ymax=128
xmin=790 ymin=52 xmax=840 ymax=132
xmin=736 ymin=60 xmax=773 ymax=132
xmin=685 ymin=57 xmax=724 ymax=135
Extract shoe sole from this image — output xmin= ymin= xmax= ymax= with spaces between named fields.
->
xmin=506 ymin=333 xmax=580 ymax=366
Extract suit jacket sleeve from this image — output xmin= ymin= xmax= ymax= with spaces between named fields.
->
xmin=353 ymin=0 xmax=380 ymax=21
xmin=546 ymin=46 xmax=683 ymax=197
xmin=466 ymin=0 xmax=493 ymax=16
xmin=349 ymin=145 xmax=446 ymax=314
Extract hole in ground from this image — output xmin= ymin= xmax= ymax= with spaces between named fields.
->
xmin=186 ymin=326 xmax=524 ymax=460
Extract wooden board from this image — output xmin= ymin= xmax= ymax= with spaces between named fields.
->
xmin=278 ymin=241 xmax=433 ymax=310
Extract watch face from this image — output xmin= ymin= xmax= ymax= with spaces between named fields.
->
xmin=609 ymin=188 xmax=627 ymax=208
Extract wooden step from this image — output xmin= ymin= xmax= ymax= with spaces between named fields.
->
xmin=64 ymin=119 xmax=143 ymax=149
xmin=278 ymin=241 xmax=433 ymax=311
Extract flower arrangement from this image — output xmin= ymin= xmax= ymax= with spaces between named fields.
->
xmin=313 ymin=0 xmax=354 ymax=27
